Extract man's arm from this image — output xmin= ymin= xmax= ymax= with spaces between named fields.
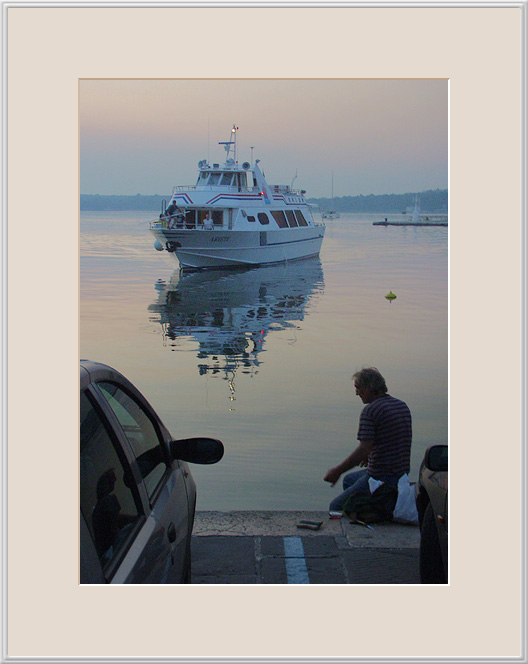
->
xmin=324 ymin=439 xmax=374 ymax=486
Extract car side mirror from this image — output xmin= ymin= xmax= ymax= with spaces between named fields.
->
xmin=170 ymin=437 xmax=224 ymax=465
xmin=424 ymin=445 xmax=448 ymax=472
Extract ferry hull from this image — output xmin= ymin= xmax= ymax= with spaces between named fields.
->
xmin=151 ymin=227 xmax=325 ymax=270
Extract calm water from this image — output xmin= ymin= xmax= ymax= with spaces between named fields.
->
xmin=80 ymin=211 xmax=448 ymax=510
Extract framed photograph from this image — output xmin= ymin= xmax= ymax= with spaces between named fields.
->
xmin=4 ymin=2 xmax=525 ymax=661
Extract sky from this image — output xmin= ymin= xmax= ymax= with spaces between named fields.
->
xmin=80 ymin=79 xmax=448 ymax=199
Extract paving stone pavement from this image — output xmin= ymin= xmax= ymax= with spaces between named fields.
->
xmin=190 ymin=512 xmax=421 ymax=585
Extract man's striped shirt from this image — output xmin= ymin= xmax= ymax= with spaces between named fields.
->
xmin=357 ymin=394 xmax=412 ymax=479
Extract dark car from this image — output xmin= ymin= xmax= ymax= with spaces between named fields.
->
xmin=416 ymin=445 xmax=448 ymax=583
xmin=80 ymin=360 xmax=224 ymax=584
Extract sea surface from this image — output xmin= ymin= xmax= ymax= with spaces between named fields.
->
xmin=80 ymin=211 xmax=448 ymax=511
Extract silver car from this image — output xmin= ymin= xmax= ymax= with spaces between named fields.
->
xmin=80 ymin=360 xmax=224 ymax=584
xmin=416 ymin=445 xmax=448 ymax=584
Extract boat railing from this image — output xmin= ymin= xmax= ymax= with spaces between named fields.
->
xmin=171 ymin=184 xmax=305 ymax=197
xmin=172 ymin=185 xmax=197 ymax=193
xmin=150 ymin=216 xmax=222 ymax=231
xmin=172 ymin=184 xmax=257 ymax=194
xmin=270 ymin=185 xmax=306 ymax=196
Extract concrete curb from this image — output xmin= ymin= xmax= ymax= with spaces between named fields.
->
xmin=194 ymin=511 xmax=420 ymax=549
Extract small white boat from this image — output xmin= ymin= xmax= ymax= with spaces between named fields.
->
xmin=322 ymin=210 xmax=340 ymax=220
xmin=321 ymin=172 xmax=340 ymax=220
xmin=150 ymin=126 xmax=325 ymax=270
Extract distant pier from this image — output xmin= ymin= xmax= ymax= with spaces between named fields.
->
xmin=374 ymin=213 xmax=447 ymax=227
xmin=374 ymin=220 xmax=447 ymax=227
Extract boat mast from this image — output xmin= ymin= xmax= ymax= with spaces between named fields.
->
xmin=412 ymin=195 xmax=420 ymax=223
xmin=219 ymin=124 xmax=238 ymax=163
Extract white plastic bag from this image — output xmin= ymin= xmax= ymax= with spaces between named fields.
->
xmin=368 ymin=477 xmax=384 ymax=493
xmin=393 ymin=474 xmax=419 ymax=524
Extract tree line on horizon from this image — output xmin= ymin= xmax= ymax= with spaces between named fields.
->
xmin=312 ymin=189 xmax=447 ymax=213
xmin=80 ymin=189 xmax=448 ymax=213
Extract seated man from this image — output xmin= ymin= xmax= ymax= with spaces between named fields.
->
xmin=324 ymin=367 xmax=412 ymax=512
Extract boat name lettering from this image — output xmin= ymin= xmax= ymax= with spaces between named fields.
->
xmin=211 ymin=236 xmax=230 ymax=243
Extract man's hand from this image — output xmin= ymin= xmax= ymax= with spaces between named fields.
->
xmin=324 ymin=467 xmax=342 ymax=486
xmin=324 ymin=441 xmax=373 ymax=486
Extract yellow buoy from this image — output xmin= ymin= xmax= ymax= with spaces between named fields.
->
xmin=385 ymin=291 xmax=397 ymax=301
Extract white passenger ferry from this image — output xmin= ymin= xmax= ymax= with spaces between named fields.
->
xmin=150 ymin=126 xmax=325 ymax=270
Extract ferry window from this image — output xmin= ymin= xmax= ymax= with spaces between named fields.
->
xmin=185 ymin=210 xmax=196 ymax=227
xmin=208 ymin=172 xmax=221 ymax=185
xmin=212 ymin=210 xmax=223 ymax=226
xmin=98 ymin=382 xmax=167 ymax=500
xmin=286 ymin=210 xmax=298 ymax=227
xmin=270 ymin=210 xmax=288 ymax=228
xmin=200 ymin=172 xmax=209 ymax=181
xmin=247 ymin=215 xmax=256 ymax=222
xmin=221 ymin=173 xmax=233 ymax=186
xmin=234 ymin=173 xmax=245 ymax=190
xmin=198 ymin=210 xmax=210 ymax=225
xmin=294 ymin=210 xmax=309 ymax=227
xmin=258 ymin=213 xmax=270 ymax=225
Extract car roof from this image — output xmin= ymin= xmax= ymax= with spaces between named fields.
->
xmin=80 ymin=360 xmax=159 ymax=424
xmin=80 ymin=360 xmax=128 ymax=391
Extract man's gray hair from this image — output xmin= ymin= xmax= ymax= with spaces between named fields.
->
xmin=352 ymin=367 xmax=388 ymax=395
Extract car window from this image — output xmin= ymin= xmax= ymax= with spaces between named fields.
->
xmin=80 ymin=391 xmax=142 ymax=572
xmin=97 ymin=382 xmax=167 ymax=499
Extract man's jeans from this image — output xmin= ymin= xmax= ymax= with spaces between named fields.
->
xmin=329 ymin=469 xmax=401 ymax=512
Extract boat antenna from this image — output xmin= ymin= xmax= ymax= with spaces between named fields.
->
xmin=291 ymin=169 xmax=298 ymax=190
xmin=250 ymin=146 xmax=254 ymax=163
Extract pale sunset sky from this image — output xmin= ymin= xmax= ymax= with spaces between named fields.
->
xmin=80 ymin=79 xmax=448 ymax=199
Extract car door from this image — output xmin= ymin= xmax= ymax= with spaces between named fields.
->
xmin=80 ymin=387 xmax=149 ymax=583
xmin=93 ymin=380 xmax=191 ymax=584
xmin=80 ymin=383 xmax=190 ymax=584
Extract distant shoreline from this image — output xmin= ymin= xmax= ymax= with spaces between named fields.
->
xmin=80 ymin=189 xmax=448 ymax=214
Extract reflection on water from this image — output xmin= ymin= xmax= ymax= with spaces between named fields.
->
xmin=148 ymin=260 xmax=325 ymax=404
xmin=82 ymin=212 xmax=447 ymax=510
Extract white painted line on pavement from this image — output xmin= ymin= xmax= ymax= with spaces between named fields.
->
xmin=283 ymin=536 xmax=310 ymax=584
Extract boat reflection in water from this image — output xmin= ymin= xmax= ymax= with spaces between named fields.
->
xmin=148 ymin=259 xmax=325 ymax=404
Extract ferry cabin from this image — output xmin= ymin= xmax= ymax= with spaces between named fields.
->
xmin=159 ymin=205 xmax=313 ymax=231
xmin=157 ymin=160 xmax=314 ymax=232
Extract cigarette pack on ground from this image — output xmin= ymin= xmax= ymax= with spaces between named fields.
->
xmin=296 ymin=520 xmax=323 ymax=531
